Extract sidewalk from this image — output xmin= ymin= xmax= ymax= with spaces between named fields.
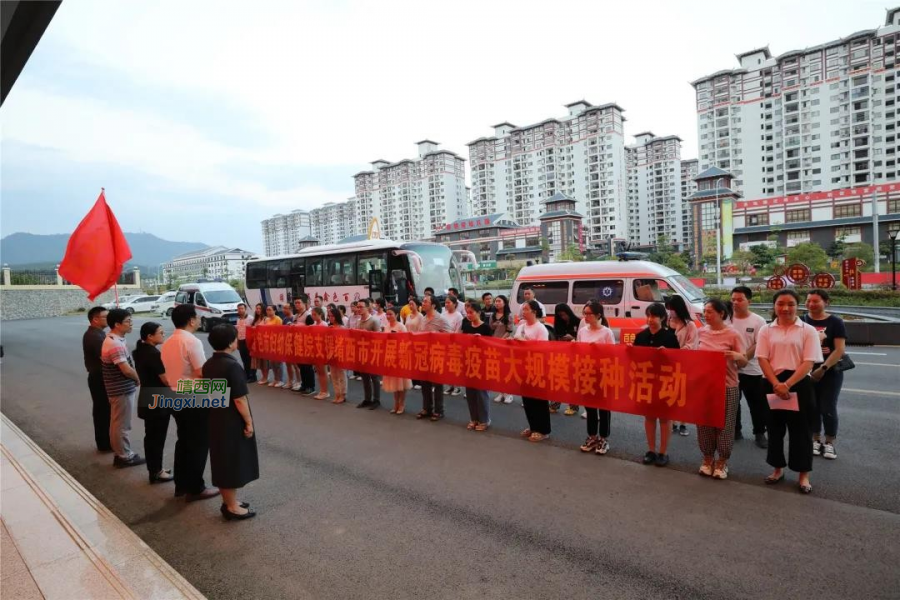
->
xmin=0 ymin=414 xmax=205 ymax=600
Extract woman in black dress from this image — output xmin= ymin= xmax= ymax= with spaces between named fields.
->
xmin=133 ymin=322 xmax=174 ymax=484
xmin=204 ymin=324 xmax=259 ymax=520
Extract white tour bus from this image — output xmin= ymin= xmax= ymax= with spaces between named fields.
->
xmin=244 ymin=239 xmax=464 ymax=310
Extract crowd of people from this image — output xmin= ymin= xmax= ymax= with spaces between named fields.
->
xmin=82 ymin=284 xmax=846 ymax=512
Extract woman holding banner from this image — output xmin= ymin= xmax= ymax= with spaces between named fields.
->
xmin=327 ymin=306 xmax=348 ymax=404
xmin=697 ymin=299 xmax=747 ymax=479
xmin=382 ymin=306 xmax=412 ymax=414
xmin=310 ymin=307 xmax=332 ymax=400
xmin=462 ymin=301 xmax=492 ymax=431
xmin=514 ymin=300 xmax=551 ymax=442
xmin=577 ymin=302 xmax=615 ymax=455
xmin=490 ymin=296 xmax=515 ymax=404
xmin=551 ymin=304 xmax=581 ymax=416
xmin=634 ymin=303 xmax=680 ymax=466
xmin=756 ymin=289 xmax=822 ymax=494
xmin=666 ymin=295 xmax=698 ymax=437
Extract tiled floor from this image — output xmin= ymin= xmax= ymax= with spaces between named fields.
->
xmin=0 ymin=415 xmax=205 ymax=600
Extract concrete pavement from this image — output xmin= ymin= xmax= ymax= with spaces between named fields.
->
xmin=1 ymin=315 xmax=898 ymax=599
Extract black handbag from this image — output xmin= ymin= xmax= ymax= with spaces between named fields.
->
xmin=835 ymin=355 xmax=855 ymax=372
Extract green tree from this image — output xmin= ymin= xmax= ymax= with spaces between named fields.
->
xmin=729 ymin=249 xmax=756 ymax=274
xmin=842 ymin=242 xmax=874 ymax=270
xmin=663 ymin=254 xmax=689 ymax=275
xmin=749 ymin=244 xmax=776 ymax=267
xmin=827 ymin=237 xmax=846 ymax=260
xmin=786 ymin=242 xmax=828 ymax=273
xmin=557 ymin=243 xmax=584 ymax=262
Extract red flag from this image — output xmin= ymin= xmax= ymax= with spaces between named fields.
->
xmin=59 ymin=190 xmax=132 ymax=301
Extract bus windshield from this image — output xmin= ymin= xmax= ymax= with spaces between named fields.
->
xmin=403 ymin=243 xmax=457 ymax=296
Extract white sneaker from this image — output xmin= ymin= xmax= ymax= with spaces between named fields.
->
xmin=580 ymin=409 xmax=587 ymax=419
xmin=493 ymin=394 xmax=504 ymax=403
xmin=273 ymin=382 xmax=285 ymax=389
xmin=267 ymin=381 xmax=275 ymax=387
xmin=257 ymin=380 xmax=268 ymax=386
xmin=712 ymin=463 xmax=729 ymax=480
xmin=503 ymin=395 xmax=514 ymax=404
xmin=822 ymin=442 xmax=837 ymax=460
xmin=595 ymin=439 xmax=610 ymax=455
xmin=812 ymin=440 xmax=823 ymax=456
xmin=414 ymin=384 xmax=422 ymax=390
xmin=291 ymin=383 xmax=302 ymax=391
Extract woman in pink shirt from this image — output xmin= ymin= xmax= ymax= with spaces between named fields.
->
xmin=666 ymin=295 xmax=699 ymax=437
xmin=697 ymin=299 xmax=748 ymax=479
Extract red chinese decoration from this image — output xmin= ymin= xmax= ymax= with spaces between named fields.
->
xmin=786 ymin=263 xmax=810 ymax=285
xmin=766 ymin=276 xmax=786 ymax=290
xmin=811 ymin=273 xmax=836 ymax=289
xmin=247 ymin=326 xmax=727 ymax=427
xmin=841 ymin=258 xmax=862 ymax=290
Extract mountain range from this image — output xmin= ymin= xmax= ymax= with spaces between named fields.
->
xmin=0 ymin=232 xmax=209 ymax=271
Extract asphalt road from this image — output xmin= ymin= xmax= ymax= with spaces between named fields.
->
xmin=1 ymin=315 xmax=899 ymax=600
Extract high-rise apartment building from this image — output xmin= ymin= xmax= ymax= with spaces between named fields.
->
xmin=692 ymin=8 xmax=900 ymax=199
xmin=310 ymin=200 xmax=357 ymax=246
xmin=625 ymin=132 xmax=683 ymax=248
xmin=680 ymin=158 xmax=699 ymax=250
xmin=467 ymin=101 xmax=628 ymax=247
xmin=353 ymin=141 xmax=468 ymax=241
xmin=693 ymin=7 xmax=900 ymax=255
xmin=261 ymin=209 xmax=311 ymax=256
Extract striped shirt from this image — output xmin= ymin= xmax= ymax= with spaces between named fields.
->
xmin=101 ymin=333 xmax=137 ymax=397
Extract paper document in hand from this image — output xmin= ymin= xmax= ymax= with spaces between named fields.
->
xmin=766 ymin=392 xmax=799 ymax=411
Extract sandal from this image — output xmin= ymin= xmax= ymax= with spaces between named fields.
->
xmin=430 ymin=413 xmax=443 ymax=422
xmin=799 ymin=483 xmax=812 ymax=494
xmin=416 ymin=410 xmax=431 ymax=420
xmin=520 ymin=428 xmax=532 ymax=438
xmin=475 ymin=422 xmax=490 ymax=431
xmin=528 ymin=432 xmax=550 ymax=443
xmin=466 ymin=421 xmax=477 ymax=430
xmin=764 ymin=472 xmax=785 ymax=485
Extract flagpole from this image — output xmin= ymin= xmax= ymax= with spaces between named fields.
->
xmin=115 ymin=283 xmax=119 ymax=306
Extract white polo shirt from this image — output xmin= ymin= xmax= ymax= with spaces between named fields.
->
xmin=756 ymin=318 xmax=823 ymax=374
xmin=160 ymin=328 xmax=206 ymax=391
xmin=732 ymin=312 xmax=767 ymax=377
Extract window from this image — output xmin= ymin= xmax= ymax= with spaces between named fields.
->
xmin=889 ymin=198 xmax=900 ymax=213
xmin=632 ymin=279 xmax=672 ymax=303
xmin=305 ymin=259 xmax=322 ymax=287
xmin=267 ymin=260 xmax=291 ymax=287
xmin=324 ymin=254 xmax=356 ymax=285
xmin=786 ymin=230 xmax=811 ymax=246
xmin=515 ymin=281 xmax=570 ymax=306
xmin=833 ymin=204 xmax=862 ymax=218
xmin=785 ymin=208 xmax=811 ymax=223
xmin=357 ymin=252 xmax=388 ymax=286
xmin=835 ymin=226 xmax=862 ymax=241
xmin=748 ymin=213 xmax=770 ymax=226
xmin=247 ymin=262 xmax=267 ymax=289
xmin=572 ymin=280 xmax=624 ymax=305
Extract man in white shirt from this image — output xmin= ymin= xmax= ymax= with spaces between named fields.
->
xmin=517 ymin=288 xmax=546 ymax=322
xmin=731 ymin=286 xmax=770 ymax=449
xmin=292 ymin=296 xmax=316 ymax=394
xmin=418 ymin=296 xmax=451 ymax=420
xmin=160 ymin=304 xmax=218 ymax=502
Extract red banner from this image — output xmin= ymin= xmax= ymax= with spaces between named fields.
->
xmin=841 ymin=258 xmax=861 ymax=290
xmin=247 ymin=327 xmax=727 ymax=427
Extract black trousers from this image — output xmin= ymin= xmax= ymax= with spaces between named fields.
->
xmin=361 ymin=373 xmax=380 ymax=403
xmin=765 ymin=373 xmax=815 ymax=473
xmin=300 ymin=364 xmax=316 ymax=390
xmin=237 ymin=340 xmax=255 ymax=382
xmin=585 ymin=407 xmax=611 ymax=438
xmin=421 ymin=382 xmax=444 ymax=415
xmin=87 ymin=372 xmax=112 ymax=451
xmin=172 ymin=408 xmax=210 ymax=494
xmin=143 ymin=411 xmax=171 ymax=476
xmin=736 ymin=373 xmax=770 ymax=435
xmin=523 ymin=397 xmax=551 ymax=435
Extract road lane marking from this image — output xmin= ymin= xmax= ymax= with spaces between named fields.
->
xmin=844 ymin=388 xmax=900 ymax=397
xmin=855 ymin=362 xmax=900 ymax=367
xmin=848 ymin=352 xmax=887 ymax=356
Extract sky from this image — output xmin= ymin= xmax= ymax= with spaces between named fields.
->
xmin=0 ymin=0 xmax=890 ymax=253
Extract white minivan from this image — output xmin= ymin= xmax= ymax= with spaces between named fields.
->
xmin=150 ymin=291 xmax=177 ymax=317
xmin=510 ymin=260 xmax=707 ymax=336
xmin=174 ymin=282 xmax=243 ymax=332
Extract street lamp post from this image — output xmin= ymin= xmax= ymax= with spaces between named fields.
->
xmin=890 ymin=230 xmax=898 ymax=292
xmin=714 ymin=177 xmax=725 ymax=287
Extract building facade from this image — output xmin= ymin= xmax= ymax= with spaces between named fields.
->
xmin=467 ymin=101 xmax=627 ymax=248
xmin=625 ymin=132 xmax=683 ymax=248
xmin=692 ymin=8 xmax=900 ymax=201
xmin=680 ymin=158 xmax=699 ymax=250
xmin=310 ymin=200 xmax=357 ymax=246
xmin=353 ymin=141 xmax=468 ymax=242
xmin=261 ymin=209 xmax=311 ymax=257
xmin=162 ymin=246 xmax=258 ymax=284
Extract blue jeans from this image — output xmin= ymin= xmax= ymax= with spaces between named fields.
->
xmin=812 ymin=368 xmax=844 ymax=438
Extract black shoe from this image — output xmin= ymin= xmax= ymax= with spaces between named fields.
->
xmin=655 ymin=453 xmax=670 ymax=467
xmin=220 ymin=504 xmax=256 ymax=521
xmin=113 ymin=454 xmax=146 ymax=468
xmin=356 ymin=401 xmax=373 ymax=409
xmin=678 ymin=424 xmax=689 ymax=436
xmin=368 ymin=401 xmax=381 ymax=410
xmin=755 ymin=433 xmax=768 ymax=449
xmin=735 ymin=430 xmax=744 ymax=440
xmin=149 ymin=469 xmax=174 ymax=484
xmin=642 ymin=451 xmax=657 ymax=465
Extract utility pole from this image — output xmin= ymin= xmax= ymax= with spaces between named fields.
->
xmin=872 ymin=191 xmax=880 ymax=273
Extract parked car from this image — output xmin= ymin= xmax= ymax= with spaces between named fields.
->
xmin=103 ymin=295 xmax=160 ymax=314
xmin=101 ymin=295 xmax=140 ymax=310
xmin=150 ymin=291 xmax=178 ymax=317
xmin=174 ymin=282 xmax=242 ymax=332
